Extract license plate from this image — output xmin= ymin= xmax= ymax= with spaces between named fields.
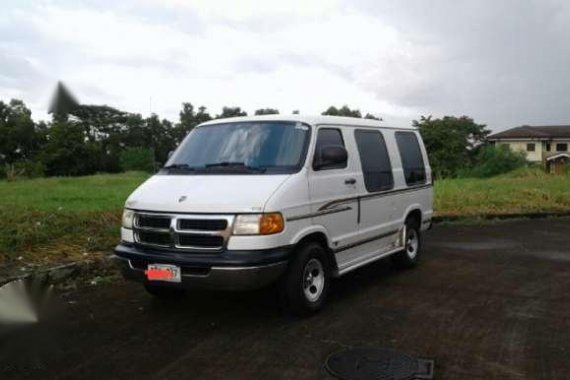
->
xmin=145 ymin=264 xmax=181 ymax=283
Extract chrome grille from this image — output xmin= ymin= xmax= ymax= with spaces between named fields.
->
xmin=133 ymin=213 xmax=234 ymax=251
xmin=137 ymin=215 xmax=171 ymax=229
xmin=178 ymin=218 xmax=228 ymax=231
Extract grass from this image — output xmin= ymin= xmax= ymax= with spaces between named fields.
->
xmin=0 ymin=172 xmax=148 ymax=270
xmin=435 ymin=167 xmax=570 ymax=216
xmin=0 ymin=168 xmax=569 ymax=270
xmin=0 ymin=172 xmax=148 ymax=212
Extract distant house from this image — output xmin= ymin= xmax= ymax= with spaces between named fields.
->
xmin=487 ymin=125 xmax=570 ymax=173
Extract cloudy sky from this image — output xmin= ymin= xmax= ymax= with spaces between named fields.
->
xmin=1 ymin=0 xmax=570 ymax=131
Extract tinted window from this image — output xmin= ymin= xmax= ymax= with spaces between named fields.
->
xmin=354 ymin=130 xmax=393 ymax=192
xmin=395 ymin=132 xmax=426 ymax=186
xmin=313 ymin=128 xmax=346 ymax=170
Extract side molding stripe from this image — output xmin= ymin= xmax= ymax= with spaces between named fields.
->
xmin=286 ymin=206 xmax=352 ymax=222
xmin=319 ymin=184 xmax=432 ymax=212
xmin=333 ymin=229 xmax=400 ymax=253
xmin=286 ymin=184 xmax=432 ymax=223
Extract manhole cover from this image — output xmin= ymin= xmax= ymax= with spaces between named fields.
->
xmin=325 ymin=348 xmax=434 ymax=380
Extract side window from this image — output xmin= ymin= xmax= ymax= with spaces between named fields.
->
xmin=395 ymin=132 xmax=427 ymax=186
xmin=313 ymin=128 xmax=346 ymax=170
xmin=354 ymin=130 xmax=394 ymax=192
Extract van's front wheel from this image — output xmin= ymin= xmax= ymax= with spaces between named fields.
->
xmin=280 ymin=243 xmax=329 ymax=316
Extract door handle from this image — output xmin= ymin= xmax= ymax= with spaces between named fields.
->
xmin=344 ymin=178 xmax=357 ymax=185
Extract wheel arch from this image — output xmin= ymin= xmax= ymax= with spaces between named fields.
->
xmin=290 ymin=226 xmax=339 ymax=276
xmin=404 ymin=206 xmax=423 ymax=227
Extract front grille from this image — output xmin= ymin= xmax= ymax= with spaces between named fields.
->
xmin=178 ymin=234 xmax=224 ymax=248
xmin=137 ymin=215 xmax=171 ymax=229
xmin=133 ymin=213 xmax=234 ymax=251
xmin=178 ymin=218 xmax=228 ymax=231
xmin=137 ymin=231 xmax=172 ymax=246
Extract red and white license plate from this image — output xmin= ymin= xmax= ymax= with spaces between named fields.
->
xmin=145 ymin=264 xmax=181 ymax=283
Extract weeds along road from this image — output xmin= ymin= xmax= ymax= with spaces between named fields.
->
xmin=3 ymin=218 xmax=570 ymax=380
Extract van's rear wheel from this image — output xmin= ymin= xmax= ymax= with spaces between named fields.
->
xmin=280 ymin=242 xmax=329 ymax=316
xmin=391 ymin=217 xmax=422 ymax=269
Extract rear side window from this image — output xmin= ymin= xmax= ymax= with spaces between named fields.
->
xmin=313 ymin=128 xmax=346 ymax=170
xmin=395 ymin=132 xmax=426 ymax=186
xmin=354 ymin=130 xmax=393 ymax=192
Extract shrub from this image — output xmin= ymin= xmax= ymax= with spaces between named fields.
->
xmin=459 ymin=145 xmax=528 ymax=178
xmin=499 ymin=164 xmax=546 ymax=178
xmin=3 ymin=161 xmax=45 ymax=181
xmin=119 ymin=147 xmax=155 ymax=172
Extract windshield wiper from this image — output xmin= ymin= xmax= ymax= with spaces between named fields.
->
xmin=163 ymin=163 xmax=195 ymax=171
xmin=205 ymin=162 xmax=266 ymax=173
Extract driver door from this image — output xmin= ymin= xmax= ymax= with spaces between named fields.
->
xmin=308 ymin=126 xmax=360 ymax=256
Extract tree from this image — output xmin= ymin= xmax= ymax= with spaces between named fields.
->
xmin=414 ymin=115 xmax=490 ymax=178
xmin=120 ymin=147 xmax=155 ymax=172
xmin=144 ymin=114 xmax=176 ymax=165
xmin=42 ymin=120 xmax=100 ymax=176
xmin=0 ymin=99 xmax=46 ymax=165
xmin=175 ymin=102 xmax=212 ymax=143
xmin=217 ymin=107 xmax=247 ymax=119
xmin=322 ymin=105 xmax=362 ymax=118
xmin=459 ymin=145 xmax=527 ymax=178
xmin=254 ymin=108 xmax=279 ymax=115
xmin=71 ymin=104 xmax=132 ymax=172
xmin=364 ymin=113 xmax=382 ymax=121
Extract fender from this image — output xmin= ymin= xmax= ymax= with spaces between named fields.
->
xmin=290 ymin=224 xmax=332 ymax=249
xmin=401 ymin=203 xmax=423 ymax=224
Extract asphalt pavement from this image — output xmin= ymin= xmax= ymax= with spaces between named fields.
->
xmin=3 ymin=218 xmax=570 ymax=379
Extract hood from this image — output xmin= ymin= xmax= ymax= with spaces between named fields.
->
xmin=125 ymin=174 xmax=290 ymax=213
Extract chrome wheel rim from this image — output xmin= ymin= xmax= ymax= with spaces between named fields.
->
xmin=406 ymin=228 xmax=419 ymax=259
xmin=302 ymin=258 xmax=325 ymax=302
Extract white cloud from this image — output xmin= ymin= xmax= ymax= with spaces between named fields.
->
xmin=12 ymin=1 xmax=421 ymax=123
xmin=3 ymin=0 xmax=570 ymax=129
xmin=148 ymin=0 xmax=340 ymax=21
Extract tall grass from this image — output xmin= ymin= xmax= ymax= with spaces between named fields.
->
xmin=435 ymin=168 xmax=570 ymax=216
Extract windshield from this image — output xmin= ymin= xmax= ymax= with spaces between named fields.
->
xmin=164 ymin=121 xmax=311 ymax=174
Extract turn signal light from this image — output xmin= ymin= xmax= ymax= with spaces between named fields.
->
xmin=259 ymin=213 xmax=285 ymax=235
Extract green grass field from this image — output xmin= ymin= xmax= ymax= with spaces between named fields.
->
xmin=0 ymin=168 xmax=569 ymax=268
xmin=435 ymin=168 xmax=570 ymax=216
xmin=0 ymin=172 xmax=149 ymax=268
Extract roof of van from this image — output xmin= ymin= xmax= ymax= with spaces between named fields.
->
xmin=198 ymin=115 xmax=416 ymax=130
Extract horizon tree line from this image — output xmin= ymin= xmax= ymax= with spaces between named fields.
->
xmin=0 ymin=83 xmax=384 ymax=178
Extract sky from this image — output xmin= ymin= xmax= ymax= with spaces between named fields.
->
xmin=1 ymin=0 xmax=570 ymax=132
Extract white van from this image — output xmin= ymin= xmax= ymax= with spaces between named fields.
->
xmin=115 ymin=115 xmax=433 ymax=315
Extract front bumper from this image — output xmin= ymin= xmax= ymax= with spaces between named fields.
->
xmin=114 ymin=243 xmax=292 ymax=291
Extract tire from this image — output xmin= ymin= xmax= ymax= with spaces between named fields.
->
xmin=391 ymin=217 xmax=422 ymax=269
xmin=144 ymin=283 xmax=185 ymax=299
xmin=280 ymin=242 xmax=330 ymax=316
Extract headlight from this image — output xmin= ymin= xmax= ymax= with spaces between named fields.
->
xmin=122 ymin=209 xmax=135 ymax=229
xmin=233 ymin=213 xmax=284 ymax=235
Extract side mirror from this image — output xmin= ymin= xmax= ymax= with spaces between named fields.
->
xmin=314 ymin=145 xmax=348 ymax=170
xmin=167 ymin=150 xmax=174 ymax=159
